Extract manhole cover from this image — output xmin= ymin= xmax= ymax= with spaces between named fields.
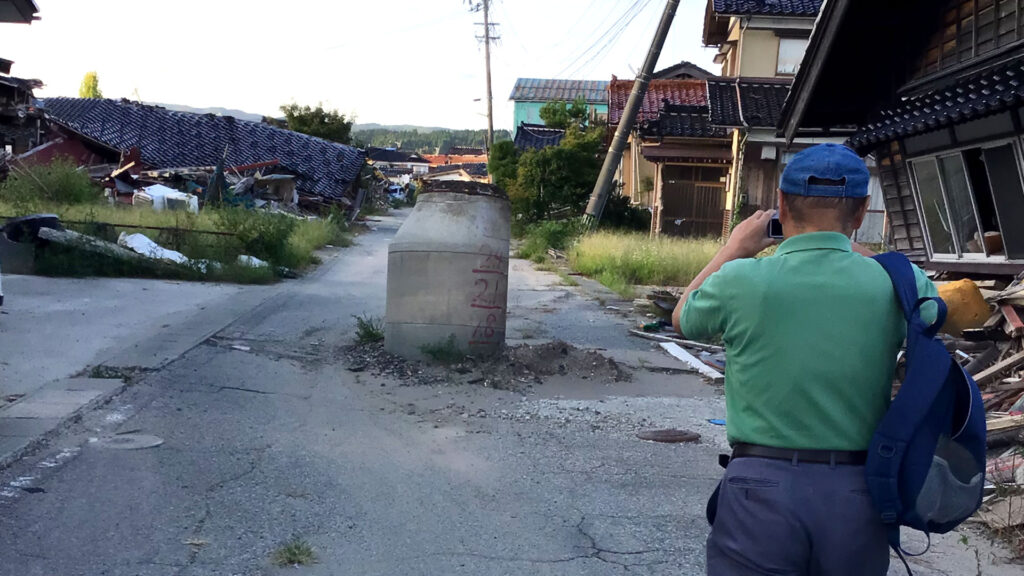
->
xmin=636 ymin=429 xmax=700 ymax=444
xmin=94 ymin=434 xmax=164 ymax=450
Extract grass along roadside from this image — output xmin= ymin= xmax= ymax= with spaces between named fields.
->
xmin=0 ymin=200 xmax=353 ymax=283
xmin=568 ymin=232 xmax=720 ymax=297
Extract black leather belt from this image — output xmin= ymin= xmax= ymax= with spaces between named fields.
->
xmin=732 ymin=443 xmax=867 ymax=465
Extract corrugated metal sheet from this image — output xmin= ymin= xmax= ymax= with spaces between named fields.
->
xmin=509 ymin=78 xmax=609 ymax=104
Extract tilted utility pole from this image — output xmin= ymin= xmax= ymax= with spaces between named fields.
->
xmin=469 ymin=0 xmax=499 ymax=150
xmin=584 ymin=0 xmax=679 ymax=227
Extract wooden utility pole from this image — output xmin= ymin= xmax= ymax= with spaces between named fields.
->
xmin=469 ymin=0 xmax=499 ymax=150
xmin=585 ymin=0 xmax=680 ymax=227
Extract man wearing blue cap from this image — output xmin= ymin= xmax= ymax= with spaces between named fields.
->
xmin=672 ymin=144 xmax=939 ymax=575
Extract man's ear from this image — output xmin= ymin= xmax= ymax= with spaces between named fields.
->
xmin=777 ymin=189 xmax=787 ymax=219
xmin=851 ymin=196 xmax=870 ymax=231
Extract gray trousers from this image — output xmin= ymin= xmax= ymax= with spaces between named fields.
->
xmin=706 ymin=456 xmax=890 ymax=576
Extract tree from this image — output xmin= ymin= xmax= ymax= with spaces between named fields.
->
xmin=538 ymin=96 xmax=590 ymax=131
xmin=510 ymin=124 xmax=604 ymax=221
xmin=279 ymin=103 xmax=354 ymax=145
xmin=487 ymin=140 xmax=519 ymax=191
xmin=79 ymin=72 xmax=103 ymax=99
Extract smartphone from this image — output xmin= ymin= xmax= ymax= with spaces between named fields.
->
xmin=767 ymin=210 xmax=784 ymax=239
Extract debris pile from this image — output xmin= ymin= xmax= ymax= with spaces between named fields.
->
xmin=343 ymin=340 xmax=628 ymax=392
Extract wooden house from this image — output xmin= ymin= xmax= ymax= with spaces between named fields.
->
xmin=782 ymin=0 xmax=1024 ymax=275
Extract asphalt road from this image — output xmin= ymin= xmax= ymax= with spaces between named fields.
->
xmin=0 ymin=212 xmax=1016 ymax=575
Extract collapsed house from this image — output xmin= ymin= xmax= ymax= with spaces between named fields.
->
xmin=32 ymin=98 xmax=367 ymax=212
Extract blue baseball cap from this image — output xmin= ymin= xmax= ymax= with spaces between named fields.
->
xmin=780 ymin=143 xmax=870 ymax=198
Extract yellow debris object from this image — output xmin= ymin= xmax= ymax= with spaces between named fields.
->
xmin=937 ymin=279 xmax=991 ymax=335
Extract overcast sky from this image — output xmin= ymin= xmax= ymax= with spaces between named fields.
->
xmin=2 ymin=0 xmax=718 ymax=132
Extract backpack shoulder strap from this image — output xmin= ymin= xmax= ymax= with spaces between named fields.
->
xmin=872 ymin=252 xmax=948 ymax=334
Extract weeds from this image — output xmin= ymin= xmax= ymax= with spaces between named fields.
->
xmin=271 ymin=538 xmax=316 ymax=567
xmin=569 ymin=232 xmax=720 ymax=290
xmin=516 ymin=219 xmax=586 ymax=263
xmin=420 ymin=335 xmax=466 ymax=364
xmin=0 ymin=159 xmax=104 ymax=206
xmin=353 ymin=314 xmax=385 ymax=344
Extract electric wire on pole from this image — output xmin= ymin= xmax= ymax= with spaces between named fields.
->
xmin=467 ymin=0 xmax=499 ymax=151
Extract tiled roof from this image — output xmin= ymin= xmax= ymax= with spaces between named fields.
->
xmin=641 ymin=105 xmax=728 ymax=139
xmin=447 ymin=146 xmax=486 ymax=155
xmin=712 ymin=0 xmax=822 ymax=17
xmin=509 ymin=78 xmax=610 ymax=104
xmin=707 ymin=77 xmax=792 ymax=128
xmin=514 ymin=123 xmax=565 ymax=150
xmin=653 ymin=61 xmax=715 ymax=80
xmin=608 ymin=79 xmax=707 ymax=125
xmin=849 ymin=60 xmax=1024 ymax=152
xmin=429 ymin=163 xmax=488 ymax=177
xmin=422 ymin=153 xmax=489 ymax=166
xmin=366 ymin=147 xmax=429 ymax=164
xmin=42 ymin=98 xmax=366 ymax=200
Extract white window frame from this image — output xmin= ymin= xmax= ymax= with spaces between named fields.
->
xmin=908 ymin=137 xmax=1024 ymax=263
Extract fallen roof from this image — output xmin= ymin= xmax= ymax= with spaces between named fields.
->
xmin=509 ymin=78 xmax=610 ymax=104
xmin=848 ymin=59 xmax=1024 ymax=153
xmin=43 ymin=98 xmax=366 ymax=200
xmin=514 ymin=123 xmax=565 ymax=150
xmin=641 ymin=105 xmax=728 ymax=139
xmin=707 ymin=77 xmax=792 ymax=128
xmin=428 ymin=163 xmax=488 ymax=177
xmin=0 ymin=0 xmax=39 ymax=23
xmin=421 ymin=153 xmax=489 ymax=166
xmin=712 ymin=0 xmax=823 ymax=17
xmin=608 ymin=79 xmax=708 ymax=125
xmin=447 ymin=146 xmax=486 ymax=155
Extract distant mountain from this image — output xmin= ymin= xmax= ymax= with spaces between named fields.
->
xmin=352 ymin=123 xmax=451 ymax=133
xmin=147 ymin=102 xmax=267 ymax=123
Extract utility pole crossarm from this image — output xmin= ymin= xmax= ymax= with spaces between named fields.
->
xmin=584 ymin=0 xmax=680 ymax=227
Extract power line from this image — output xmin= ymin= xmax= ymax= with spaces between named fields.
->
xmin=467 ymin=1 xmax=499 ymax=149
xmin=553 ymin=0 xmax=650 ymax=78
xmin=563 ymin=0 xmax=656 ymax=79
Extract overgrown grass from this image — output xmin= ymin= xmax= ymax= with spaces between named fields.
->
xmin=0 ymin=199 xmax=349 ymax=283
xmin=271 ymin=538 xmax=317 ymax=567
xmin=353 ymin=314 xmax=385 ymax=344
xmin=569 ymin=232 xmax=721 ymax=292
xmin=419 ymin=335 xmax=467 ymax=364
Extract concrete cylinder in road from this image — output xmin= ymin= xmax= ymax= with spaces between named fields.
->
xmin=385 ymin=181 xmax=511 ymax=360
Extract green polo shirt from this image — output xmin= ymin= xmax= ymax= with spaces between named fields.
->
xmin=679 ymin=232 xmax=938 ymax=451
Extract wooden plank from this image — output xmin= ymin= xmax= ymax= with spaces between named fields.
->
xmin=974 ymin=350 xmax=1024 ymax=385
xmin=987 ymin=413 xmax=1024 ymax=434
xmin=659 ymin=343 xmax=725 ymax=383
xmin=1001 ymin=304 xmax=1024 ymax=337
xmin=628 ymin=329 xmax=725 ymax=353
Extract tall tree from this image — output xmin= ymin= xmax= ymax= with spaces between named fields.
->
xmin=78 ymin=72 xmax=103 ymax=99
xmin=279 ymin=103 xmax=354 ymax=145
xmin=538 ymin=97 xmax=590 ymax=131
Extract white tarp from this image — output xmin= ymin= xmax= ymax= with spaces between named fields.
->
xmin=136 ymin=184 xmax=199 ymax=213
xmin=117 ymin=233 xmax=192 ymax=266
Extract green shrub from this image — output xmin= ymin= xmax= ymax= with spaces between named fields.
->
xmin=0 ymin=159 xmax=104 ymax=206
xmin=517 ymin=219 xmax=586 ymax=262
xmin=214 ymin=208 xmax=299 ymax=267
xmin=420 ymin=335 xmax=466 ymax=364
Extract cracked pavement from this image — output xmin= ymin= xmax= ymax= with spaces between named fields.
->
xmin=0 ymin=211 xmax=1017 ymax=575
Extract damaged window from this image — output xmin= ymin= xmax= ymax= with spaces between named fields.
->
xmin=910 ymin=141 xmax=1024 ymax=260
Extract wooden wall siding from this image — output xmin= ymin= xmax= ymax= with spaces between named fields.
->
xmin=913 ymin=0 xmax=1023 ymax=80
xmin=660 ymin=180 xmax=727 ymax=237
xmin=876 ymin=142 xmax=928 ymax=260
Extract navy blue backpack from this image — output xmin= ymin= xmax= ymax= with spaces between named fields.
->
xmin=869 ymin=252 xmax=987 ymax=573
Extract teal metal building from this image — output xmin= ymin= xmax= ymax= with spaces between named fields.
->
xmin=509 ymin=78 xmax=609 ymax=136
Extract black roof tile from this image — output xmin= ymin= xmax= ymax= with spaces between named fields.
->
xmin=849 ymin=60 xmax=1024 ymax=152
xmin=42 ymin=98 xmax=365 ymax=200
xmin=713 ymin=0 xmax=822 ymax=17
xmin=641 ymin=104 xmax=728 ymax=139
xmin=707 ymin=78 xmax=792 ymax=128
xmin=428 ymin=163 xmax=488 ymax=177
xmin=514 ymin=123 xmax=565 ymax=151
xmin=366 ymin=147 xmax=429 ymax=164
